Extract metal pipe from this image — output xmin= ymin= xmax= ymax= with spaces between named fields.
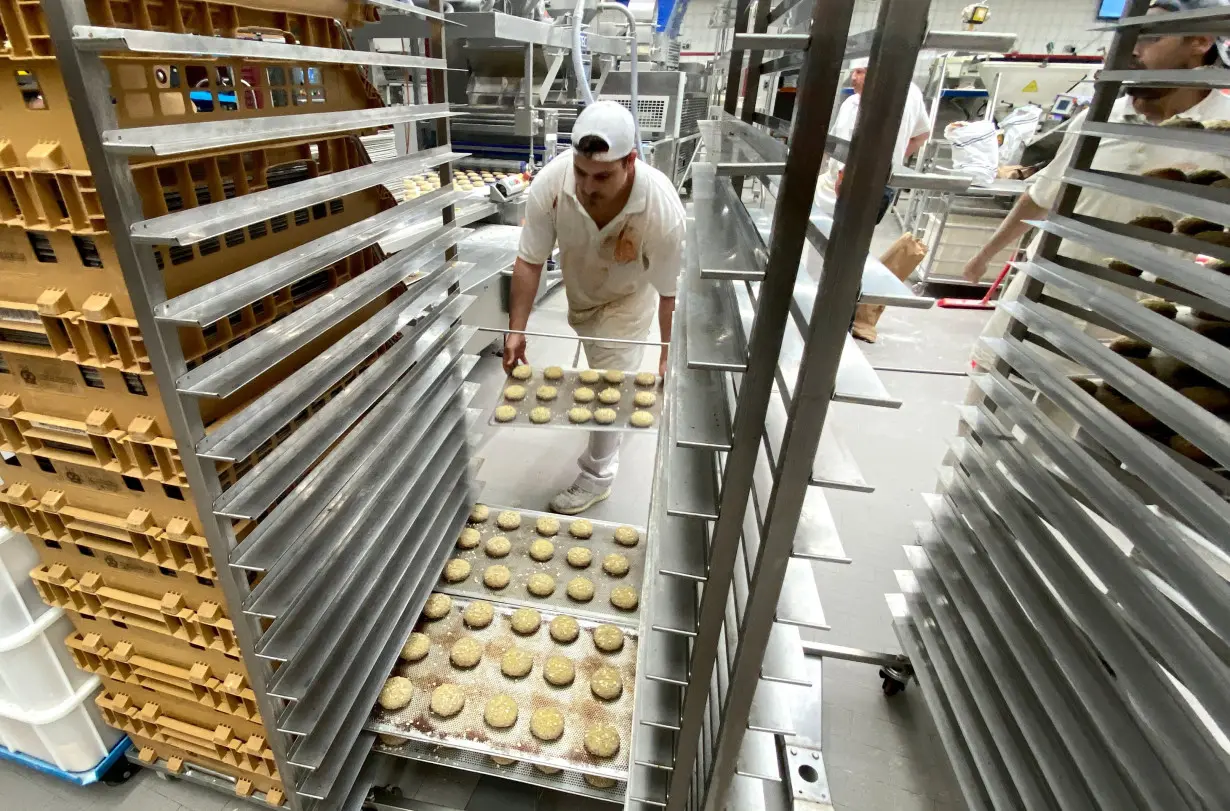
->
xmin=594 ymin=2 xmax=641 ymax=150
xmin=571 ymin=0 xmax=597 ymax=105
xmin=985 ymin=72 xmax=1002 ymax=122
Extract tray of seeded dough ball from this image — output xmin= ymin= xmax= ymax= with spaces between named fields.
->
xmin=488 ymin=365 xmax=663 ymax=432
xmin=366 ymin=593 xmax=638 ymax=783
xmin=439 ymin=504 xmax=646 ymax=625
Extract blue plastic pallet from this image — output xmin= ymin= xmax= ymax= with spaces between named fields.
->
xmin=0 ymin=735 xmax=131 ymax=786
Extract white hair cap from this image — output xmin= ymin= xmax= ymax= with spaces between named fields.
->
xmin=848 ymin=57 xmax=870 ymax=70
xmin=572 ymin=100 xmax=638 ymax=161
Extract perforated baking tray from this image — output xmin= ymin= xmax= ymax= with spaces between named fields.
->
xmin=366 ymin=595 xmax=638 ymax=781
xmin=437 ymin=505 xmax=645 ymax=626
xmin=487 ymin=366 xmax=664 ymax=432
xmin=374 ymin=736 xmax=627 ymax=804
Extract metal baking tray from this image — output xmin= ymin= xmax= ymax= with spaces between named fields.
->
xmin=487 ymin=366 xmax=664 ymax=432
xmin=374 ymin=736 xmax=626 ymax=804
xmin=366 ymin=595 xmax=638 ymax=782
xmin=437 ymin=505 xmax=645 ymax=626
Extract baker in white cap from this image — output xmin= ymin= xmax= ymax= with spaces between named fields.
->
xmin=816 ymin=56 xmax=932 ymax=220
xmin=507 ymin=99 xmax=686 ymax=515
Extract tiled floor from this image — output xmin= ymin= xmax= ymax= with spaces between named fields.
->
xmin=0 ymin=221 xmax=991 ymax=810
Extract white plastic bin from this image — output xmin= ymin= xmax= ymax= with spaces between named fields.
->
xmin=0 ymin=608 xmax=91 ymax=712
xmin=0 ymin=675 xmax=121 ymax=773
xmin=0 ymin=527 xmax=46 ymax=635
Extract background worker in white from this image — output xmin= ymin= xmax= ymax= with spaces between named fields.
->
xmin=507 ymin=101 xmax=686 ymax=515
xmin=815 ymin=57 xmax=932 ymax=216
xmin=961 ymin=0 xmax=1230 ymax=368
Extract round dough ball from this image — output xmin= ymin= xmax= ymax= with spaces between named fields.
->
xmin=573 ymin=387 xmax=596 ymax=403
xmin=594 ymin=408 xmax=618 ymax=425
xmin=536 ymin=516 xmax=560 ymax=537
xmin=549 ymin=615 xmax=579 ymax=643
xmin=569 ymin=519 xmax=594 ymax=539
xmin=543 ymin=655 xmax=575 ymax=687
xmin=469 ymin=504 xmax=489 ymax=523
xmin=567 ymin=576 xmax=595 ymax=602
xmin=424 ymin=593 xmax=452 ymax=619
xmin=590 ymin=665 xmax=623 ymax=700
xmin=569 ymin=407 xmax=592 ymax=424
xmin=585 ymin=775 xmax=618 ymax=789
xmin=491 ymin=756 xmax=517 ymax=766
xmin=484 ymin=694 xmax=519 ymax=729
xmin=501 ymin=647 xmax=534 ymax=678
xmin=544 ymin=366 xmax=565 ymax=381
xmin=634 ymin=391 xmax=657 ymax=408
xmin=443 ymin=558 xmax=472 ymax=583
xmin=450 ymin=637 xmax=483 ymax=669
xmin=485 ymin=536 xmax=512 ymax=558
xmin=504 ymin=385 xmax=527 ymax=401
xmin=430 ymin=684 xmax=465 ymax=717
xmin=635 ymin=372 xmax=657 ymax=387
xmin=494 ymin=405 xmax=517 ymax=422
xmin=610 ymin=586 xmax=639 ymax=610
xmin=530 ymin=706 xmax=565 ymax=741
xmin=400 ymin=632 xmax=430 ymax=662
xmin=511 ymin=365 xmax=533 ymax=381
xmin=567 ymin=546 xmax=593 ymax=568
xmin=603 ymin=553 xmax=630 ymax=577
xmin=630 ymin=410 xmax=655 ymax=428
xmin=536 ymin=764 xmax=562 ymax=775
xmin=496 ymin=510 xmax=522 ymax=530
xmin=598 ymin=388 xmax=621 ymax=405
xmin=613 ymin=525 xmax=640 ymax=547
xmin=593 ymin=624 xmax=625 ymax=653
xmin=528 ymin=572 xmax=556 ymax=597
xmin=603 ymin=369 xmax=625 ymax=384
xmin=378 ymin=676 xmax=414 ymax=710
xmin=510 ymin=607 xmax=542 ymax=635
xmin=579 ymin=369 xmax=601 ymax=384
xmin=584 ymin=723 xmax=622 ymax=758
xmin=530 ymin=407 xmax=552 ymax=424
xmin=484 ymin=565 xmax=511 ymax=589
xmin=529 ymin=539 xmax=555 ymax=561
xmin=378 ymin=733 xmax=407 ymax=747
xmin=536 ymin=385 xmax=558 ymax=401
xmin=457 ymin=527 xmax=481 ymax=549
xmin=463 ymin=600 xmax=495 ymax=629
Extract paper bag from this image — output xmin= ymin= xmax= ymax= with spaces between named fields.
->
xmin=851 ymin=233 xmax=928 ymax=343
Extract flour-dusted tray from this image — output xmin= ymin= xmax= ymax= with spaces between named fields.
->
xmin=487 ymin=366 xmax=664 ymax=432
xmin=438 ymin=505 xmax=646 ymax=626
xmin=367 ymin=595 xmax=639 ymax=782
xmin=374 ymin=720 xmax=627 ymax=803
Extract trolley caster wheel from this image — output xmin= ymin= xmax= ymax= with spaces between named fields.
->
xmin=879 ymin=667 xmax=909 ymax=697
xmin=101 ymin=760 xmax=137 ymax=786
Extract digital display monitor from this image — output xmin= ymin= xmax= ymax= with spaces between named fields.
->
xmin=1097 ymin=0 xmax=1128 ymax=20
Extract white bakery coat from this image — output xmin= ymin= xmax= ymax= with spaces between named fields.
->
xmin=517 ymin=151 xmax=686 ymax=369
xmin=975 ymin=89 xmax=1230 ymax=367
xmin=816 ymin=82 xmax=932 ymax=199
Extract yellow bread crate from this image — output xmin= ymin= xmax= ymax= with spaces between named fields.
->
xmin=30 ymin=561 xmax=240 ymax=657
xmin=100 ymin=693 xmax=282 ymax=793
xmin=131 ymin=737 xmax=285 ymax=803
xmin=0 ymin=0 xmax=383 ymax=173
xmin=67 ymin=630 xmax=259 ymax=723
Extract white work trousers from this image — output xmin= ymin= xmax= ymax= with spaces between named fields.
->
xmin=569 ymin=289 xmax=656 ymax=491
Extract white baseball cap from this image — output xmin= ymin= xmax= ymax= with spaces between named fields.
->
xmin=849 ymin=57 xmax=870 ymax=70
xmin=572 ymin=100 xmax=638 ymax=161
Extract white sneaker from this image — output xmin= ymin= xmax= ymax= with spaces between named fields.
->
xmin=549 ymin=481 xmax=612 ymax=515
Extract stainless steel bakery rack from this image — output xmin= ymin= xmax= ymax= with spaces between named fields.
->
xmin=43 ymin=1 xmax=475 ymax=807
xmin=891 ymin=1 xmax=1230 ymax=809
xmin=632 ymin=0 xmax=951 ymax=809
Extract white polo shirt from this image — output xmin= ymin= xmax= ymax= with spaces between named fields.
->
xmin=816 ymin=82 xmax=932 ymax=198
xmin=1025 ymin=88 xmax=1230 ymax=264
xmin=517 ymin=151 xmax=686 ymax=322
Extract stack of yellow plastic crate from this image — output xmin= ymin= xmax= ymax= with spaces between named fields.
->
xmin=0 ymin=0 xmax=405 ymax=801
